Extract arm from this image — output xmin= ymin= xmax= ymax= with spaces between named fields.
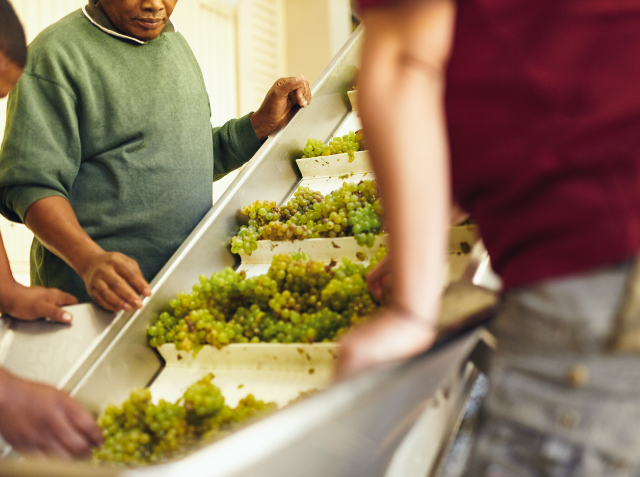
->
xmin=335 ymin=0 xmax=457 ymax=378
xmin=0 ymin=73 xmax=150 ymax=312
xmin=213 ymin=76 xmax=312 ymax=181
xmin=0 ymin=231 xmax=78 ymax=322
xmin=0 ymin=367 xmax=102 ymax=458
xmin=24 ymin=196 xmax=151 ymax=312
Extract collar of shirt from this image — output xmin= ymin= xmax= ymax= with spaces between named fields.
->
xmin=82 ymin=0 xmax=176 ymax=45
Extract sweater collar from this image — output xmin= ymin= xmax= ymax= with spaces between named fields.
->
xmin=82 ymin=0 xmax=176 ymax=45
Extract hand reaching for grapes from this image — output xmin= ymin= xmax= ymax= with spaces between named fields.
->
xmin=366 ymin=255 xmax=391 ymax=301
xmin=81 ymin=251 xmax=151 ymax=312
xmin=0 ymin=368 xmax=102 ymax=458
xmin=251 ymin=76 xmax=312 ymax=141
xmin=24 ymin=196 xmax=152 ymax=313
xmin=0 ymin=282 xmax=78 ymax=323
xmin=334 ymin=306 xmax=437 ymax=380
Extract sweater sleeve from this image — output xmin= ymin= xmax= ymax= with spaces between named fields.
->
xmin=212 ymin=113 xmax=263 ymax=182
xmin=0 ymin=72 xmax=81 ymax=223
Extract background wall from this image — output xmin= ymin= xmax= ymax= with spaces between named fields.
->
xmin=0 ymin=0 xmax=352 ymax=286
xmin=283 ymin=0 xmax=352 ymax=82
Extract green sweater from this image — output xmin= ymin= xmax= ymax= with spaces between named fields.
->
xmin=0 ymin=6 xmax=261 ymax=302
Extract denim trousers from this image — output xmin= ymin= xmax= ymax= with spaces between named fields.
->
xmin=465 ymin=258 xmax=640 ymax=477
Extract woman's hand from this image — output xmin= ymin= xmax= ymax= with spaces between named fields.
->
xmin=334 ymin=306 xmax=437 ymax=381
xmin=366 ymin=256 xmax=392 ymax=301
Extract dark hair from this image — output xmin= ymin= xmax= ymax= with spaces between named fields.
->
xmin=0 ymin=0 xmax=26 ymax=68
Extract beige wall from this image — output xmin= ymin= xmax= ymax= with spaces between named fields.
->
xmin=284 ymin=0 xmax=352 ymax=83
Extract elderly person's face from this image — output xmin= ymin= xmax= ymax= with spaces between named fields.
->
xmin=96 ymin=0 xmax=178 ymax=42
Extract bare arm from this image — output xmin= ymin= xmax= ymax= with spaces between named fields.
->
xmin=335 ymin=0 xmax=457 ymax=378
xmin=24 ymin=196 xmax=151 ymax=312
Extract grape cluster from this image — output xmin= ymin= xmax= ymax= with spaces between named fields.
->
xmin=347 ymin=203 xmax=381 ymax=247
xmin=93 ymin=374 xmax=276 ymax=466
xmin=301 ymin=130 xmax=365 ymax=163
xmin=147 ymin=249 xmax=387 ymax=354
xmin=183 ymin=378 xmax=225 ymax=419
xmin=231 ymin=180 xmax=383 ymax=255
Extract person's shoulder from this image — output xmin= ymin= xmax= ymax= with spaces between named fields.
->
xmin=166 ymin=31 xmax=193 ymax=51
xmin=26 ymin=9 xmax=96 ymax=68
xmin=165 ymin=31 xmax=200 ymax=67
xmin=29 ymin=9 xmax=88 ymax=51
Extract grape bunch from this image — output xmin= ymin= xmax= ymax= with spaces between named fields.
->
xmin=93 ymin=374 xmax=276 ymax=466
xmin=146 ymin=248 xmax=387 ymax=354
xmin=183 ymin=377 xmax=225 ymax=419
xmin=231 ymin=180 xmax=383 ymax=255
xmin=347 ymin=203 xmax=381 ymax=247
xmin=301 ymin=130 xmax=365 ymax=163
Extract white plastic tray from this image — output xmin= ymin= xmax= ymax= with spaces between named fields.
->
xmin=149 ymin=102 xmax=477 ymax=411
xmin=348 ymin=90 xmax=358 ymax=111
xmin=151 ymin=343 xmax=336 ymax=408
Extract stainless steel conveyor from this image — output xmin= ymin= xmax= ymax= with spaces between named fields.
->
xmin=0 ymin=25 xmax=499 ymax=477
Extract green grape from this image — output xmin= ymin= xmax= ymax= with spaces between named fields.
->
xmin=94 ymin=375 xmax=277 ymax=466
xmin=348 ymin=203 xmax=381 ymax=247
xmin=183 ymin=373 xmax=225 ymax=419
xmin=231 ymin=180 xmax=383 ymax=255
xmin=146 ymin=249 xmax=387 ymax=354
xmin=301 ymin=130 xmax=365 ymax=162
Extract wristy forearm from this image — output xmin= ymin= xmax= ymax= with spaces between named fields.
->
xmin=390 ymin=301 xmax=439 ymax=329
xmin=37 ymin=233 xmax=103 ymax=278
xmin=0 ymin=368 xmax=14 ymax=409
xmin=61 ymin=241 xmax=104 ymax=277
xmin=24 ymin=197 xmax=103 ymax=277
xmin=250 ymin=111 xmax=273 ymax=142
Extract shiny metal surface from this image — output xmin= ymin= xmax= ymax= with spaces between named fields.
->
xmin=0 ymin=330 xmax=488 ymax=477
xmin=125 ymin=330 xmax=488 ymax=477
xmin=0 ymin=304 xmax=115 ymax=386
xmin=62 ymin=26 xmax=363 ymax=413
xmin=0 ymin=23 xmax=504 ymax=477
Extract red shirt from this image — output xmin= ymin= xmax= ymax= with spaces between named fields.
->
xmin=361 ymin=0 xmax=640 ymax=290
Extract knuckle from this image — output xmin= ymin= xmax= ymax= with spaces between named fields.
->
xmin=91 ymin=268 xmax=108 ymax=281
xmin=105 ymin=255 xmax=119 ymax=267
xmin=67 ymin=436 xmax=88 ymax=455
xmin=93 ymin=281 xmax=108 ymax=294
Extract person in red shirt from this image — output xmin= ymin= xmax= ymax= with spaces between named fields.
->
xmin=0 ymin=0 xmax=102 ymax=458
xmin=336 ymin=0 xmax=640 ymax=474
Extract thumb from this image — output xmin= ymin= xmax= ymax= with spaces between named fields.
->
xmin=44 ymin=290 xmax=78 ymax=323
